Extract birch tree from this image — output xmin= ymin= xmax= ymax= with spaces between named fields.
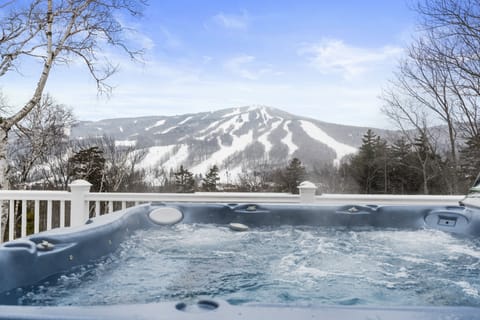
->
xmin=0 ymin=0 xmax=146 ymax=233
xmin=0 ymin=0 xmax=146 ymax=186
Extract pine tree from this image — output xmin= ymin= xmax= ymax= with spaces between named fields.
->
xmin=174 ymin=165 xmax=195 ymax=193
xmin=389 ymin=138 xmax=422 ymax=194
xmin=348 ymin=130 xmax=386 ymax=193
xmin=412 ymin=132 xmax=443 ymax=194
xmin=280 ymin=158 xmax=306 ymax=194
xmin=202 ymin=165 xmax=220 ymax=192
xmin=67 ymin=147 xmax=106 ymax=192
xmin=459 ymin=134 xmax=480 ymax=190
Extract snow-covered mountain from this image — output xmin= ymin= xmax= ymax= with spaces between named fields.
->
xmin=71 ymin=106 xmax=386 ymax=181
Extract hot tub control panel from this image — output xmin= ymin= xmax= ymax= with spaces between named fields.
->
xmin=424 ymin=209 xmax=470 ymax=233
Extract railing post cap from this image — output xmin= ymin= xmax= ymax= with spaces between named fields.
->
xmin=68 ymin=179 xmax=92 ymax=189
xmin=69 ymin=179 xmax=92 ymax=186
xmin=297 ymin=181 xmax=317 ymax=190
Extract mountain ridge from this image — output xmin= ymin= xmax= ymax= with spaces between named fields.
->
xmin=71 ymin=105 xmax=390 ymax=183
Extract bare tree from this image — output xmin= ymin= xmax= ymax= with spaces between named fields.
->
xmin=9 ymin=94 xmax=74 ymax=189
xmin=39 ymin=139 xmax=73 ymax=190
xmin=415 ymin=0 xmax=480 ymax=82
xmin=76 ymin=135 xmax=147 ymax=192
xmin=101 ymin=136 xmax=147 ymax=192
xmin=381 ymin=0 xmax=480 ymax=193
xmin=381 ymin=87 xmax=446 ymax=194
xmin=417 ymin=0 xmax=480 ymax=140
xmin=0 ymin=0 xmax=146 ymax=233
xmin=0 ymin=0 xmax=146 ymax=183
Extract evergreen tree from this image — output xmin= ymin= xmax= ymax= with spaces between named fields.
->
xmin=412 ymin=132 xmax=443 ymax=194
xmin=389 ymin=138 xmax=422 ymax=194
xmin=459 ymin=134 xmax=480 ymax=191
xmin=174 ymin=165 xmax=195 ymax=193
xmin=67 ymin=147 xmax=106 ymax=192
xmin=348 ymin=130 xmax=387 ymax=193
xmin=280 ymin=158 xmax=306 ymax=194
xmin=202 ymin=165 xmax=220 ymax=192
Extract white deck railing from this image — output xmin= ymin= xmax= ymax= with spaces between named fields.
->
xmin=0 ymin=180 xmax=464 ymax=243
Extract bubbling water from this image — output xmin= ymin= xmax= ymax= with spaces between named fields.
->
xmin=14 ymin=225 xmax=480 ymax=306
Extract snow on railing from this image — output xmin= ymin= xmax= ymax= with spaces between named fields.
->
xmin=0 ymin=180 xmax=464 ymax=243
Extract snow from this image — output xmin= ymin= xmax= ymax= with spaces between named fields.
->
xmin=196 ymin=120 xmax=221 ymax=137
xmin=239 ymin=112 xmax=250 ymax=124
xmin=145 ymin=119 xmax=166 ymax=131
xmin=219 ymin=166 xmax=243 ymax=184
xmin=119 ymin=126 xmax=123 ymax=133
xmin=257 ymin=118 xmax=282 ymax=155
xmin=162 ymin=144 xmax=190 ymax=169
xmin=196 ymin=113 xmax=247 ymax=140
xmin=191 ymin=130 xmax=254 ymax=175
xmin=257 ymin=131 xmax=272 ymax=154
xmin=160 ymin=126 xmax=177 ymax=134
xmin=139 ymin=144 xmax=189 ymax=170
xmin=200 ymin=112 xmax=212 ymax=120
xmin=115 ymin=140 xmax=136 ymax=147
xmin=221 ymin=108 xmax=241 ymax=118
xmin=63 ymin=126 xmax=71 ymax=137
xmin=138 ymin=145 xmax=176 ymax=169
xmin=299 ymin=120 xmax=357 ymax=165
xmin=281 ymin=121 xmax=298 ymax=155
xmin=178 ymin=116 xmax=193 ymax=125
xmin=259 ymin=106 xmax=273 ymax=124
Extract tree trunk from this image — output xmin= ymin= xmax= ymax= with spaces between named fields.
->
xmin=422 ymin=161 xmax=429 ymax=195
xmin=446 ymin=123 xmax=458 ymax=194
xmin=0 ymin=126 xmax=10 ymax=241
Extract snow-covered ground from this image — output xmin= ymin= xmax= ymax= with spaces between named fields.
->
xmin=162 ymin=144 xmax=190 ymax=169
xmin=299 ymin=120 xmax=357 ymax=165
xmin=145 ymin=119 xmax=166 ymax=131
xmin=71 ymin=106 xmax=367 ymax=185
xmin=257 ymin=118 xmax=282 ymax=155
xmin=138 ymin=145 xmax=176 ymax=168
xmin=160 ymin=126 xmax=177 ymax=134
xmin=178 ymin=116 xmax=193 ymax=125
xmin=196 ymin=111 xmax=249 ymax=140
xmin=281 ymin=121 xmax=298 ymax=155
xmin=191 ymin=130 xmax=254 ymax=176
xmin=115 ymin=140 xmax=137 ymax=147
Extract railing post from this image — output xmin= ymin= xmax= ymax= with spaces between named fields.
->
xmin=298 ymin=181 xmax=318 ymax=203
xmin=69 ymin=180 xmax=92 ymax=227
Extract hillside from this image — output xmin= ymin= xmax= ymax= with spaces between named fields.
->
xmin=71 ymin=106 xmax=389 ymax=181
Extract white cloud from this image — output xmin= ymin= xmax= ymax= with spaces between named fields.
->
xmin=3 ymin=36 xmax=395 ymax=129
xmin=224 ymin=54 xmax=274 ymax=80
xmin=115 ymin=14 xmax=155 ymax=51
xmin=34 ymin=66 xmax=389 ymax=128
xmin=300 ymin=38 xmax=403 ymax=79
xmin=224 ymin=54 xmax=257 ymax=79
xmin=212 ymin=11 xmax=249 ymax=30
xmin=157 ymin=26 xmax=181 ymax=49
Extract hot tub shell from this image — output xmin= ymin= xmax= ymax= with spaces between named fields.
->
xmin=1 ymin=201 xmax=480 ymax=319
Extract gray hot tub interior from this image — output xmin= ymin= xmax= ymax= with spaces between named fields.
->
xmin=1 ymin=201 xmax=480 ymax=319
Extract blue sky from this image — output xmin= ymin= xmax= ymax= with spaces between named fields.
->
xmin=3 ymin=0 xmax=416 ymax=127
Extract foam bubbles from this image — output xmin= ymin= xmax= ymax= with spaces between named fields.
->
xmin=13 ymin=226 xmax=480 ymax=307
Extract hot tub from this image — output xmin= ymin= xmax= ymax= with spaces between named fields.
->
xmin=1 ymin=200 xmax=480 ymax=319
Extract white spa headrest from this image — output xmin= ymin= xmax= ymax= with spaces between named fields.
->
xmin=149 ymin=207 xmax=183 ymax=225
